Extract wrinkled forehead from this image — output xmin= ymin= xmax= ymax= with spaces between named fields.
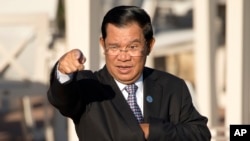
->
xmin=104 ymin=23 xmax=144 ymax=43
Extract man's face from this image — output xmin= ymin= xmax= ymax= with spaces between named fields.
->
xmin=100 ymin=23 xmax=154 ymax=84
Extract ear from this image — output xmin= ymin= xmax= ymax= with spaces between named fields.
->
xmin=99 ymin=37 xmax=105 ymax=54
xmin=146 ymin=38 xmax=155 ymax=55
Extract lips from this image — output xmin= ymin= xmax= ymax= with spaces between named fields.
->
xmin=117 ymin=65 xmax=133 ymax=74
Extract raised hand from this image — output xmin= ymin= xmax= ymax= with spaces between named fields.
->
xmin=58 ymin=49 xmax=86 ymax=74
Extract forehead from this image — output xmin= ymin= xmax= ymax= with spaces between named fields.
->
xmin=105 ymin=23 xmax=144 ymax=43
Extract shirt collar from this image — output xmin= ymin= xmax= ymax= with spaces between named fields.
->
xmin=115 ymin=75 xmax=143 ymax=91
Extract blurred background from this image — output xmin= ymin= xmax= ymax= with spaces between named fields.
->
xmin=0 ymin=0 xmax=249 ymax=141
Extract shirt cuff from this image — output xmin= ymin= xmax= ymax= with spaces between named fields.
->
xmin=56 ymin=65 xmax=73 ymax=84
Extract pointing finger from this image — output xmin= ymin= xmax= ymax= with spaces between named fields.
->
xmin=73 ymin=49 xmax=86 ymax=64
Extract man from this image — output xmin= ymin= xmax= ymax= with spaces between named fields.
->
xmin=47 ymin=5 xmax=211 ymax=141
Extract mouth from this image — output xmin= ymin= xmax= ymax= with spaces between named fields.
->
xmin=117 ymin=65 xmax=133 ymax=74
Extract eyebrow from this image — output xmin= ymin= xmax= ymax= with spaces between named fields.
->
xmin=128 ymin=39 xmax=143 ymax=44
xmin=106 ymin=39 xmax=143 ymax=46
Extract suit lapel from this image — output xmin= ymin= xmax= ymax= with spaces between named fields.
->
xmin=110 ymin=84 xmax=142 ymax=126
xmin=143 ymin=68 xmax=163 ymax=122
xmin=99 ymin=66 xmax=144 ymax=136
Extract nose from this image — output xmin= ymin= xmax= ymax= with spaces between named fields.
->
xmin=117 ymin=50 xmax=131 ymax=61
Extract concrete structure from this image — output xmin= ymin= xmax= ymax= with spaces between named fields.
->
xmin=225 ymin=0 xmax=250 ymax=126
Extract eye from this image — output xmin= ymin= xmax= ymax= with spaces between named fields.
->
xmin=128 ymin=44 xmax=139 ymax=50
xmin=108 ymin=45 xmax=119 ymax=50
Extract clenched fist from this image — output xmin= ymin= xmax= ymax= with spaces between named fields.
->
xmin=58 ymin=49 xmax=86 ymax=74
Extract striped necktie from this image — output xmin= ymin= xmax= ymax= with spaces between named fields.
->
xmin=125 ymin=84 xmax=144 ymax=123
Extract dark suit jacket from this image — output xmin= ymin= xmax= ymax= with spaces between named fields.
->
xmin=47 ymin=66 xmax=211 ymax=141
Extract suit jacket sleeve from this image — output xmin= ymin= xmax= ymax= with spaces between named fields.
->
xmin=47 ymin=64 xmax=101 ymax=123
xmin=147 ymin=79 xmax=211 ymax=141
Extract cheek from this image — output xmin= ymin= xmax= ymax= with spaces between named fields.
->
xmin=105 ymin=55 xmax=116 ymax=67
xmin=134 ymin=57 xmax=146 ymax=70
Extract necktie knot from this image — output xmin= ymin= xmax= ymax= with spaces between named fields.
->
xmin=125 ymin=84 xmax=138 ymax=95
xmin=125 ymin=84 xmax=143 ymax=123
